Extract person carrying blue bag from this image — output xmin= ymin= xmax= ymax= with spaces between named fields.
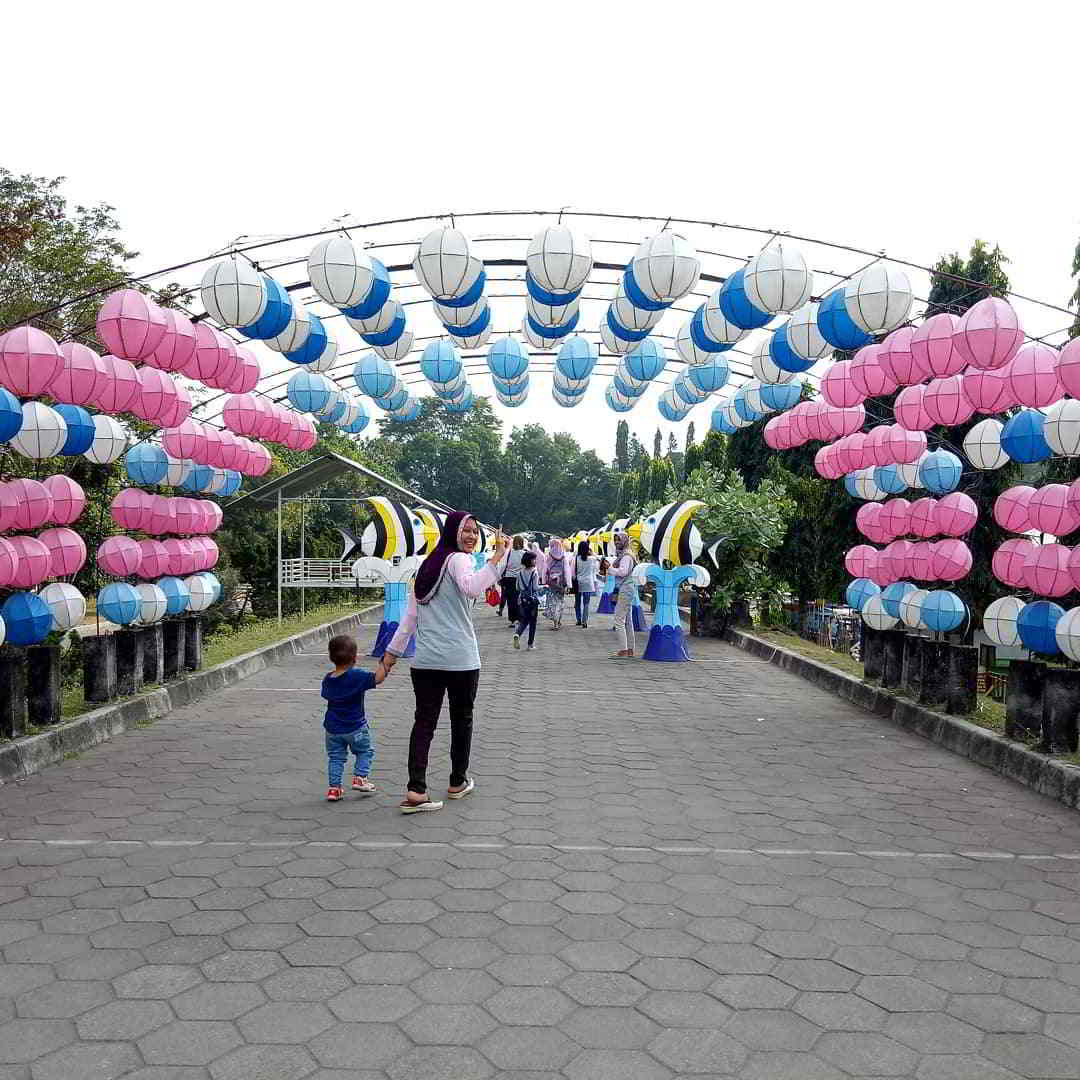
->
xmin=513 ymin=551 xmax=540 ymax=651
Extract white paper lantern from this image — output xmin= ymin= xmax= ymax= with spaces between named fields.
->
xmin=674 ymin=374 xmax=710 ymax=406
xmin=84 ymin=415 xmax=128 ymax=464
xmin=900 ymin=588 xmax=929 ymax=629
xmin=743 ymin=245 xmax=812 ymax=314
xmin=614 ymin=366 xmax=649 ymax=393
xmin=854 ymin=468 xmax=886 ymax=501
xmin=527 ymin=226 xmax=593 ymax=294
xmin=456 ymin=324 xmax=492 ymax=351
xmin=309 ymin=337 xmax=339 ymax=374
xmin=862 ymin=594 xmax=899 ymax=630
xmin=896 ymin=460 xmax=923 ymax=489
xmin=135 ymin=583 xmax=168 ymax=624
xmin=553 ymin=386 xmax=585 ymax=408
xmin=435 ymin=297 xmax=487 ymax=328
xmin=201 ymin=259 xmax=268 ymax=329
xmin=524 ymin=318 xmax=559 ymax=351
xmin=413 ymin=227 xmax=482 ymax=300
xmin=165 ymin=456 xmax=193 ymax=488
xmin=785 ymin=302 xmax=831 ymax=361
xmin=659 ymin=389 xmax=692 ymax=419
xmin=844 ymin=265 xmax=913 ymax=334
xmin=631 ymin=232 xmax=701 ymax=303
xmin=984 ymin=595 xmax=1025 ymax=647
xmin=1055 ymin=606 xmax=1080 ymax=661
xmin=527 ymin=295 xmax=580 ymax=330
xmin=265 ymin=303 xmax=311 ymax=353
xmin=375 ymin=330 xmax=414 ymax=361
xmin=702 ymin=291 xmax=750 ymax=346
xmin=722 ymin=401 xmax=752 ymax=429
xmin=612 ymin=292 xmax=663 ymax=334
xmin=675 ymin=319 xmax=715 ymax=367
xmin=751 ymin=337 xmax=796 ymax=385
xmin=307 ymin=237 xmax=378 ymax=309
xmin=1043 ymin=399 xmax=1080 ymax=457
xmin=207 ymin=468 xmax=230 ymax=495
xmin=38 ymin=582 xmax=86 ymax=630
xmin=11 ymin=402 xmax=67 ymax=459
xmin=599 ymin=319 xmax=634 ymax=356
xmin=347 ymin=299 xmax=402 ymax=337
xmin=184 ymin=574 xmax=216 ymax=612
xmin=554 ymin=372 xmax=590 ymax=393
xmin=963 ymin=418 xmax=1011 ymax=471
xmin=742 ymin=381 xmax=771 ymax=415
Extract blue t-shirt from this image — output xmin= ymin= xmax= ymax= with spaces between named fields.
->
xmin=321 ymin=667 xmax=376 ymax=734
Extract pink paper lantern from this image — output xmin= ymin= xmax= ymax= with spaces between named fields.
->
xmin=884 ymin=425 xmax=926 ymax=465
xmin=54 ymin=342 xmax=105 ymax=406
xmin=201 ymin=501 xmax=223 ymax=532
xmin=909 ymin=497 xmax=940 ymax=539
xmin=111 ymin=488 xmax=153 ymax=531
xmin=199 ymin=426 xmax=224 ymax=467
xmin=247 ymin=443 xmax=272 ymax=477
xmin=93 ymin=354 xmax=141 ymax=414
xmin=205 ymin=332 xmax=240 ymax=391
xmin=185 ymin=323 xmax=228 ymax=384
xmin=866 ymin=425 xmax=894 ymax=467
xmin=97 ymin=536 xmax=143 ymax=578
xmin=222 ymin=393 xmax=260 ymax=436
xmin=0 ymin=326 xmax=65 ymax=397
xmin=97 ymin=289 xmax=168 ymax=361
xmin=868 ymin=559 xmax=897 ymax=588
xmin=158 ymin=381 xmax=191 ymax=429
xmin=894 ymin=384 xmax=933 ymax=431
xmin=1024 ymin=542 xmax=1073 ymax=597
xmin=881 ymin=498 xmax=912 ymax=539
xmin=1008 ymin=342 xmax=1063 ymax=409
xmin=1058 ymin=337 xmax=1080 ymax=399
xmin=146 ymin=309 xmax=197 ymax=373
xmin=836 ymin=405 xmax=866 ymax=438
xmin=0 ymin=483 xmax=18 ymax=533
xmin=993 ymin=538 xmax=1038 ymax=587
xmin=230 ymin=347 xmax=261 ymax=394
xmin=845 ymin=432 xmax=871 ymax=471
xmin=0 ymin=537 xmax=17 ymax=587
xmin=281 ymin=412 xmax=304 ymax=451
xmin=172 ymin=498 xmax=201 ymax=535
xmin=1067 ymin=546 xmax=1080 ymax=593
xmin=911 ymin=313 xmax=963 ymax=378
xmin=879 ymin=325 xmax=929 ymax=387
xmin=42 ymin=476 xmax=86 ymax=526
xmin=763 ymin=417 xmax=786 ymax=450
xmin=218 ymin=430 xmax=244 ymax=471
xmin=9 ymin=536 xmax=52 ymax=588
xmin=787 ymin=405 xmax=811 ymax=446
xmin=136 ymin=539 xmax=171 ymax=580
xmin=163 ymin=419 xmax=209 ymax=463
xmin=131 ymin=366 xmax=174 ymax=423
xmin=845 ymin=545 xmax=879 ymax=578
xmin=39 ymin=528 xmax=87 ymax=578
xmin=959 ymin=364 xmax=1015 ymax=414
xmin=882 ymin=539 xmax=914 ymax=580
xmin=200 ymin=537 xmax=220 ymax=570
xmin=935 ymin=492 xmax=979 ymax=537
xmin=163 ymin=538 xmax=193 ymax=576
xmin=1027 ymin=484 xmax=1080 ymax=538
xmin=8 ymin=479 xmax=54 ymax=531
xmin=814 ymin=445 xmax=840 ymax=480
xmin=856 ymin=502 xmax=887 ymax=543
xmin=923 ymin=376 xmax=975 ymax=427
xmin=821 ymin=360 xmax=865 ymax=408
xmin=954 ymin=297 xmax=1023 ymax=371
xmin=146 ymin=495 xmax=177 ymax=536
xmin=909 ymin=540 xmax=936 ymax=581
xmin=296 ymin=415 xmax=317 ymax=451
xmin=931 ymin=538 xmax=973 ymax=582
xmin=849 ymin=344 xmax=898 ymax=399
xmin=993 ymin=485 xmax=1036 ymax=533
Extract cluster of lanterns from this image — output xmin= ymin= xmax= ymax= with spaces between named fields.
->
xmin=353 ymin=353 xmax=420 ymax=420
xmin=221 ymin=394 xmax=316 ymax=453
xmin=983 ymin=595 xmax=1080 ymax=660
xmin=93 ymin=573 xmax=222 ymax=632
xmin=548 ymin=336 xmax=595 ymax=409
xmin=421 ymin=340 xmax=474 ymax=414
xmin=524 ymin=226 xmax=592 ymax=352
xmin=413 ymin=228 xmax=490 ymax=350
xmin=607 ymin=339 xmax=669 ymax=414
xmin=286 ymin=371 xmax=370 ymax=434
xmin=488 ymin=337 xmax=531 ymax=407
xmin=97 ymin=535 xmax=219 ymax=578
xmin=110 ymin=489 xmax=223 ymax=535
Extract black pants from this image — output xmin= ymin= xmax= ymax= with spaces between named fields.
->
xmin=515 ymin=600 xmax=538 ymax=646
xmin=407 ymin=667 xmax=479 ymax=794
xmin=499 ymin=577 xmax=519 ymax=623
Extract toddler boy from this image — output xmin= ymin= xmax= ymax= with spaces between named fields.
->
xmin=321 ymin=634 xmax=385 ymax=801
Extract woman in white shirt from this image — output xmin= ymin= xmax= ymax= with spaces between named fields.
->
xmin=573 ymin=540 xmax=600 ymax=628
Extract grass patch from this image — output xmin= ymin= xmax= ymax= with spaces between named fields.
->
xmin=751 ymin=628 xmax=865 ymax=679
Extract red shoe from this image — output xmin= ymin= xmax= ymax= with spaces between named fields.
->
xmin=326 ymin=787 xmax=343 ymax=802
xmin=352 ymin=777 xmax=376 ymax=794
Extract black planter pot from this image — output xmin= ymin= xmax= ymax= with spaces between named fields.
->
xmin=27 ymin=645 xmax=61 ymax=727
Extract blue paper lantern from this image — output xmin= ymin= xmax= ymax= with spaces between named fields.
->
xmin=881 ymin=581 xmax=917 ymax=618
xmin=97 ymin=582 xmax=141 ymax=626
xmin=733 ymin=389 xmax=764 ymax=424
xmin=287 ymin=371 xmax=333 ymax=414
xmin=527 ymin=311 xmax=579 ymax=339
xmin=921 ymin=590 xmax=968 ymax=633
xmin=283 ymin=313 xmax=328 ymax=365
xmin=525 ymin=271 xmax=579 ymax=308
xmin=493 ymin=374 xmax=529 ymax=395
xmin=687 ymin=357 xmax=730 ymax=394
xmin=1017 ymin=600 xmax=1064 ymax=655
xmin=1 ymin=592 xmax=52 ymax=645
xmin=390 ymin=400 xmax=422 ymax=422
xmin=769 ymin=324 xmax=816 ymax=374
xmin=184 ymin=464 xmax=214 ymax=493
xmin=844 ymin=472 xmax=861 ymax=499
xmin=158 ymin=576 xmax=191 ymax=616
xmin=606 ymin=385 xmax=635 ymax=413
xmin=444 ymin=389 xmax=475 ymax=414
xmin=874 ymin=465 xmax=909 ymax=495
xmin=421 ymin=340 xmax=462 ymax=384
xmin=0 ymin=387 xmax=24 ymax=443
xmin=438 ymin=268 xmax=486 ymax=309
xmin=1001 ymin=409 xmax=1052 ymax=464
xmin=320 ymin=393 xmax=347 ymax=424
xmin=711 ymin=406 xmax=738 ymax=434
xmin=238 ymin=275 xmax=292 ymax=340
xmin=760 ymin=382 xmax=801 ymax=412
xmin=846 ymin=578 xmax=881 ymax=612
xmin=689 ymin=307 xmax=733 ymax=354
xmin=606 ymin=307 xmax=651 ymax=343
xmin=919 ymin=450 xmax=963 ymax=494
xmin=54 ymin=404 xmax=95 ymax=456
xmin=125 ymin=443 xmax=169 ymax=486
xmin=353 ymin=353 xmax=397 ymax=398
xmin=622 ymin=267 xmax=672 ymax=314
xmin=674 ymin=374 xmax=709 ymax=406
xmin=375 ymin=388 xmax=409 ymax=412
xmin=362 ymin=310 xmax=406 ymax=348
xmin=340 ymin=258 xmax=392 ymax=320
xmin=556 ymin=336 xmax=596 ymax=380
xmin=658 ymin=396 xmax=688 ymax=422
xmin=217 ymin=471 xmax=243 ymax=497
xmin=487 ymin=337 xmax=529 ymax=380
xmin=341 ymin=409 xmax=369 ymax=434
xmin=613 ymin=375 xmax=647 ymax=399
xmin=625 ymin=339 xmax=667 ymax=382
xmin=717 ymin=268 xmax=772 ymax=331
xmin=817 ymin=289 xmax=873 ymax=350
xmin=445 ymin=305 xmax=491 ymax=340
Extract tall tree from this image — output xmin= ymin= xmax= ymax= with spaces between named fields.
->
xmin=653 ymin=428 xmax=662 ymax=458
xmin=685 ymin=421 xmax=696 ymax=450
xmin=614 ymin=420 xmax=630 ymax=473
xmin=649 ymin=457 xmax=675 ymax=502
xmin=1069 ymin=236 xmax=1080 ymax=340
xmin=925 ymin=239 xmax=1010 ymax=318
xmin=667 ymin=433 xmax=678 ymax=457
xmin=628 ymin=434 xmax=647 ymax=472
xmin=634 ymin=454 xmax=652 ymax=509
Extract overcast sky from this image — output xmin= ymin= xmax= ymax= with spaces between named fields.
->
xmin=5 ymin=1 xmax=1078 ymax=461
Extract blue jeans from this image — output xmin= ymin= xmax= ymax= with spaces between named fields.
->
xmin=575 ymin=591 xmax=594 ymax=625
xmin=325 ymin=727 xmax=374 ymax=787
xmin=515 ymin=599 xmax=538 ymax=646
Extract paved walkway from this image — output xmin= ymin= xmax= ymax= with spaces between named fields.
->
xmin=2 ymin=606 xmax=1080 ymax=1079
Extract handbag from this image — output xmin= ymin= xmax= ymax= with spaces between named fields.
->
xmin=485 ymin=585 xmax=501 ymax=607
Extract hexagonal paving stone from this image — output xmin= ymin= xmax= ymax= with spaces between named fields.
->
xmin=208 ymin=1043 xmax=318 ymax=1080
xmin=739 ymin=1050 xmax=846 ymax=1080
xmin=29 ymin=1039 xmax=140 ymax=1080
xmin=15 ymin=979 xmax=112 ymax=1018
xmin=0 ymin=1018 xmax=76 ymax=1063
xmin=484 ymin=954 xmax=570 ymax=987
xmin=565 ymin=1048 xmax=673 ymax=1080
xmin=138 ymin=1020 xmax=243 ymax=1066
xmin=884 ymin=1012 xmax=983 ymax=1053
xmin=725 ymin=1009 xmax=822 ymax=1051
xmin=772 ymin=960 xmax=859 ymax=992
xmin=629 ymin=957 xmax=714 ymax=992
xmin=386 ymin=1045 xmax=495 ymax=1080
xmin=486 ymin=986 xmax=575 ymax=1026
xmin=560 ymin=942 xmax=639 ymax=973
xmin=237 ymin=1002 xmax=335 ymax=1043
xmin=648 ymin=1028 xmax=749 ymax=1074
xmin=792 ymin=990 xmax=888 ymax=1031
xmin=561 ymin=1006 xmax=660 ymax=1049
xmin=369 ymin=899 xmax=441 ymax=924
xmin=815 ymin=1032 xmax=919 ymax=1076
xmin=309 ymin=1022 xmax=411 ymax=1069
xmin=638 ymin=989 xmax=731 ymax=1028
xmin=983 ymin=1033 xmax=1080 ymax=1078
xmin=479 ymin=1026 xmax=580 ymax=1070
xmin=263 ymin=966 xmax=352 ymax=1002
xmin=172 ymin=982 xmax=266 ymax=1021
xmin=202 ymin=951 xmax=285 ymax=981
xmin=328 ymin=985 xmax=419 ymax=1023
xmin=113 ymin=965 xmax=203 ymax=999
xmin=347 ymin=951 xmax=430 ymax=984
xmin=913 ymin=1053 xmax=1027 ymax=1080
xmin=77 ymin=999 xmax=174 ymax=1041
xmin=711 ymin=974 xmax=798 ymax=1010
xmin=696 ymin=944 xmax=776 ymax=975
xmin=856 ymin=975 xmax=948 ymax=1012
xmin=399 ymin=1003 xmax=497 ymax=1045
xmin=562 ymin=972 xmax=648 ymax=1007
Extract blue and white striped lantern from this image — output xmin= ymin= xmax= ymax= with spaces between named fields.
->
xmin=674 ymin=372 xmax=710 ymax=406
xmin=844 ymin=265 xmax=913 ymax=334
xmin=238 ymin=275 xmax=292 ymax=341
xmin=201 ymin=259 xmax=268 ymax=329
xmin=494 ymin=371 xmax=529 ymax=392
xmin=125 ymin=442 xmax=168 ymax=486
xmin=606 ymin=305 xmax=652 ymax=346
xmin=522 ymin=318 xmax=557 ymax=351
xmin=452 ymin=323 xmax=492 ymax=351
xmin=741 ymin=381 xmax=773 ymax=416
xmin=743 ymin=245 xmax=813 ymax=315
xmin=315 ymin=389 xmax=347 ymax=423
xmin=599 ymin=318 xmax=636 ymax=356
xmin=444 ymin=387 xmax=475 ymax=414
xmin=525 ymin=270 xmax=581 ymax=309
xmin=556 ymin=336 xmax=597 ymax=380
xmin=413 ymin=227 xmax=483 ymax=301
xmin=308 ymin=237 xmax=385 ymax=310
xmin=496 ymin=384 xmax=529 ymax=407
xmin=421 ymin=340 xmax=462 ymax=384
xmin=676 ymin=319 xmax=716 ymax=367
xmin=624 ymin=339 xmax=667 ymax=382
xmin=659 ymin=389 xmax=692 ymax=421
xmin=389 ymin=397 xmax=422 ymax=422
xmin=630 ymin=232 xmax=700 ymax=304
xmin=733 ymin=387 xmax=765 ymax=424
xmin=711 ymin=404 xmax=740 ymax=434
xmin=759 ymin=381 xmax=802 ymax=412
xmin=339 ymin=404 xmax=370 ymax=435
xmin=354 ymin=353 xmax=398 ymax=398
xmin=553 ymin=376 xmax=588 ymax=401
xmin=527 ymin=225 xmax=593 ymax=295
xmin=717 ymin=268 xmax=772 ymax=331
xmin=606 ymin=384 xmax=637 ymax=412
xmin=613 ymin=373 xmax=647 ymax=400
xmin=182 ymin=464 xmax=214 ymax=493
xmin=487 ymin=337 xmax=530 ymax=381
xmin=266 ymin=302 xmax=312 ymax=353
xmin=287 ymin=370 xmax=334 ymax=414
xmin=817 ymin=289 xmax=873 ymax=350
xmin=553 ymin=385 xmax=584 ymax=408
xmin=687 ymin=356 xmax=730 ymax=394
xmin=374 ymin=329 xmax=414 ymax=362
xmin=283 ymin=313 xmax=329 ymax=365
xmin=375 ymin=387 xmax=409 ymax=412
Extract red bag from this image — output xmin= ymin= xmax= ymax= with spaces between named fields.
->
xmin=485 ymin=586 xmax=501 ymax=607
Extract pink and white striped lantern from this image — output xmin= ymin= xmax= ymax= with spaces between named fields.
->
xmin=821 ymin=360 xmax=865 ymax=408
xmin=54 ymin=343 xmax=105 ymax=406
xmin=993 ymin=486 xmax=1036 ymax=533
xmin=97 ymin=536 xmax=143 ymax=577
xmin=909 ymin=540 xmax=936 ymax=580
xmin=930 ymin=538 xmax=972 ymax=581
xmin=1057 ymin=337 xmax=1080 ymax=399
xmin=881 ymin=498 xmax=912 ymax=539
xmin=1028 ymin=484 xmax=1079 ymax=537
xmin=959 ymin=364 xmax=1015 ymax=414
xmin=111 ymin=488 xmax=152 ymax=531
xmin=97 ymin=289 xmax=168 ymax=361
xmin=953 ymin=297 xmax=1023 ymax=371
xmin=146 ymin=309 xmax=198 ymax=373
xmin=856 ymin=502 xmax=888 ymax=543
xmin=136 ymin=539 xmax=171 ymax=580
xmin=923 ymin=376 xmax=976 ymax=427
xmin=38 ymin=528 xmax=86 ymax=577
xmin=8 ymin=479 xmax=54 ymax=531
xmin=1008 ymin=342 xmax=1063 ymax=409
xmin=9 ymin=536 xmax=52 ymax=588
xmin=882 ymin=539 xmax=913 ymax=580
xmin=845 ymin=545 xmax=879 ymax=579
xmin=879 ymin=325 xmax=929 ymax=387
xmin=1024 ymin=542 xmax=1073 ymax=597
xmin=993 ymin=538 xmax=1038 ymax=587
xmin=163 ymin=419 xmax=209 ymax=464
xmin=849 ymin=344 xmax=898 ymax=399
xmin=894 ymin=384 xmax=934 ymax=431
xmin=0 ymin=538 xmax=17 ymax=587
xmin=935 ymin=492 xmax=978 ymax=537
xmin=911 ymin=313 xmax=963 ymax=378
xmin=0 ymin=326 xmax=65 ymax=397
xmin=909 ymin=497 xmax=940 ymax=539
xmin=41 ymin=476 xmax=86 ymax=526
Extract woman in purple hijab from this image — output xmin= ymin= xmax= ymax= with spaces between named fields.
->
xmin=383 ymin=512 xmax=508 ymax=813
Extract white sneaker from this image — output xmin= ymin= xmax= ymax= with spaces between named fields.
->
xmin=513 ymin=634 xmax=520 ymax=650
xmin=527 ymin=644 xmax=536 ymax=651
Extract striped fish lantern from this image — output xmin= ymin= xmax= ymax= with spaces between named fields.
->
xmin=360 ymin=497 xmax=426 ymax=559
xmin=639 ymin=499 xmax=706 ymax=567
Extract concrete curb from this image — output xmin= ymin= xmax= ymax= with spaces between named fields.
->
xmin=726 ymin=628 xmax=1080 ymax=811
xmin=0 ymin=606 xmax=380 ymax=785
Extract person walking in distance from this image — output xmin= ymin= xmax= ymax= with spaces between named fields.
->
xmin=543 ymin=538 xmax=571 ymax=630
xmin=499 ymin=536 xmax=525 ymax=625
xmin=611 ymin=531 xmax=638 ymax=658
xmin=573 ymin=540 xmax=599 ymax=628
xmin=512 ymin=551 xmax=540 ymax=650
xmin=382 ymin=512 xmax=508 ymax=813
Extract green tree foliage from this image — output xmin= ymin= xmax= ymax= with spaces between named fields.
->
xmin=683 ymin=441 xmax=704 ymax=479
xmin=615 ymin=473 xmax=635 ymax=516
xmin=699 ymin=430 xmax=728 ymax=472
xmin=1069 ymin=237 xmax=1080 ymax=340
xmin=649 ymin=457 xmax=676 ymax=502
xmin=653 ymin=428 xmax=662 ymax=458
xmin=614 ymin=420 xmax=630 ymax=472
xmin=628 ymin=433 xmax=647 ymax=471
xmin=634 ymin=453 xmax=652 ymax=510
xmin=925 ymin=239 xmax=1010 ymax=318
